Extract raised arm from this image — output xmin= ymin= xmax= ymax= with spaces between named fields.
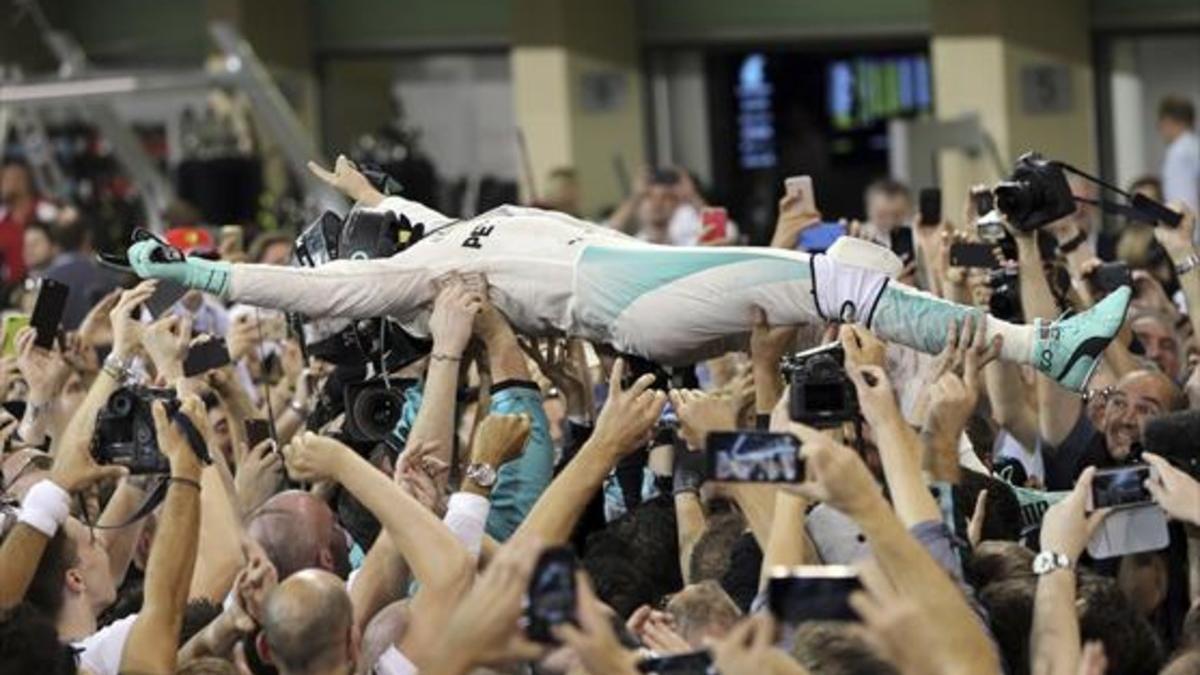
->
xmin=511 ymin=359 xmax=665 ymax=545
xmin=1155 ymin=205 xmax=1200 ymax=342
xmin=13 ymin=326 xmax=71 ymax=449
xmin=1014 ymin=228 xmax=1082 ymax=446
xmin=791 ymin=425 xmax=1001 ymax=675
xmin=120 ymin=397 xmax=208 ymax=675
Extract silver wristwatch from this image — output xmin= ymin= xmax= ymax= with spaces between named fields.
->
xmin=102 ymin=352 xmax=131 ymax=381
xmin=1032 ymin=550 xmax=1072 ymax=575
xmin=465 ymin=462 xmax=498 ymax=488
xmin=1175 ymin=253 xmax=1200 ymax=277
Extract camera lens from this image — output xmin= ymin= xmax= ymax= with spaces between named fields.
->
xmin=350 ymin=388 xmax=405 ymax=440
xmin=109 ymin=390 xmax=134 ymax=416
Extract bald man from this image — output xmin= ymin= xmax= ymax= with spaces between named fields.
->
xmin=246 ymin=491 xmax=350 ymax=580
xmin=1042 ymin=368 xmax=1183 ymax=489
xmin=260 ymin=569 xmax=359 ymax=675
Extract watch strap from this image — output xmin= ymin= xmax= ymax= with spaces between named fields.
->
xmin=1175 ymin=253 xmax=1200 ymax=277
xmin=1058 ymin=229 xmax=1088 ymax=255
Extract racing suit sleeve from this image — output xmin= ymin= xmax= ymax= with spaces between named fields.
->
xmin=226 ymin=256 xmax=431 ymax=320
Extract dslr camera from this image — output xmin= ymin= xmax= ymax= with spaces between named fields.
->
xmin=993 ymin=152 xmax=1076 ymax=232
xmin=92 ymin=386 xmax=208 ymax=474
xmin=342 ymin=376 xmax=417 ymax=443
xmin=781 ymin=343 xmax=858 ymax=427
xmin=987 ymin=268 xmax=1022 ymax=323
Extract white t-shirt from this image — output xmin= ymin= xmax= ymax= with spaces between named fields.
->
xmin=73 ymin=614 xmax=137 ymax=675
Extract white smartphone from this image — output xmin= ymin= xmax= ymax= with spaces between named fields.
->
xmin=785 ymin=175 xmax=816 ymax=213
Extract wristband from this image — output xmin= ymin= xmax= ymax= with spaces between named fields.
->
xmin=18 ymin=480 xmax=71 ymax=537
xmin=1057 ymin=230 xmax=1088 ymax=255
xmin=168 ymin=476 xmax=202 ymax=491
xmin=1175 ymin=253 xmax=1200 ymax=277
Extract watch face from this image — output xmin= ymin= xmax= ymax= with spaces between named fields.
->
xmin=469 ymin=463 xmax=497 ymax=487
xmin=1033 ymin=552 xmax=1066 ymax=575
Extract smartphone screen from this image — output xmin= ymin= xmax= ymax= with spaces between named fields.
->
xmin=949 ymin=243 xmax=1001 ymax=269
xmin=796 ymin=222 xmax=846 ymax=253
xmin=525 ymin=547 xmax=578 ymax=643
xmin=1091 ymin=465 xmax=1154 ymax=510
xmin=1090 ymin=262 xmax=1132 ymax=294
xmin=699 ymin=207 xmax=728 ymax=244
xmin=706 ymin=431 xmax=803 ymax=482
xmin=30 ymin=279 xmax=69 ymax=349
xmin=767 ymin=566 xmax=861 ymax=623
xmin=918 ymin=187 xmax=942 ymax=225
xmin=890 ymin=227 xmax=915 ymax=263
xmin=244 ymin=418 xmax=273 ymax=449
xmin=785 ymin=175 xmax=817 ymax=213
xmin=182 ymin=337 xmax=231 ymax=377
xmin=637 ymin=649 xmax=714 ymax=674
xmin=2 ymin=314 xmax=30 ymax=357
xmin=144 ymin=279 xmax=188 ymax=318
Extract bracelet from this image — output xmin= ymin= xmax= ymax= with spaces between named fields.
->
xmin=431 ymin=353 xmax=462 ymax=363
xmin=1057 ymin=229 xmax=1088 ymax=255
xmin=1175 ymin=253 xmax=1200 ymax=277
xmin=168 ymin=476 xmax=202 ymax=491
xmin=101 ymin=352 xmax=131 ymax=382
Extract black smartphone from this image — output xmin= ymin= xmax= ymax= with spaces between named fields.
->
xmin=182 ymin=337 xmax=231 ymax=378
xmin=767 ymin=566 xmax=861 ymax=623
xmin=525 ymin=547 xmax=578 ymax=643
xmin=144 ymin=279 xmax=187 ymax=318
xmin=621 ymin=356 xmax=670 ymax=392
xmin=1089 ymin=262 xmax=1132 ymax=294
xmin=705 ymin=431 xmax=803 ymax=482
xmin=1091 ymin=465 xmax=1154 ymax=510
xmin=244 ymin=419 xmax=273 ymax=449
xmin=918 ymin=187 xmax=942 ymax=225
xmin=890 ymin=227 xmax=915 ymax=263
xmin=30 ymin=279 xmax=69 ymax=349
xmin=637 ymin=649 xmax=714 ymax=674
xmin=949 ymin=242 xmax=1001 ymax=269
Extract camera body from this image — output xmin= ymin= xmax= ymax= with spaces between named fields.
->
xmin=782 ymin=343 xmax=857 ymax=427
xmin=987 ymin=268 xmax=1023 ymax=322
xmin=342 ymin=376 xmax=417 ymax=443
xmin=993 ymin=152 xmax=1076 ymax=232
xmin=92 ymin=386 xmax=180 ymax=474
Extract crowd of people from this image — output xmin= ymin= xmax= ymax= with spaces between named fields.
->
xmin=1 ymin=95 xmax=1200 ymax=675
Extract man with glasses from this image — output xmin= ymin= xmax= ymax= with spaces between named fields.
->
xmin=1042 ymin=369 xmax=1184 ymax=490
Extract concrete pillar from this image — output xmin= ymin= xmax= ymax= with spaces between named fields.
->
xmin=930 ymin=0 xmax=1095 ymax=210
xmin=511 ymin=0 xmax=646 ymax=215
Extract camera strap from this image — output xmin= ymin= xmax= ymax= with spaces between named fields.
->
xmin=78 ymin=476 xmax=169 ymax=531
xmin=1055 ymin=162 xmax=1183 ymax=227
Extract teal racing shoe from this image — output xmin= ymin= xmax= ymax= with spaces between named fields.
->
xmin=1030 ymin=285 xmax=1131 ymax=393
xmin=127 ymin=239 xmax=232 ymax=296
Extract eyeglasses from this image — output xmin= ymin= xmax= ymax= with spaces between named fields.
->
xmin=1082 ymin=386 xmax=1115 ymax=404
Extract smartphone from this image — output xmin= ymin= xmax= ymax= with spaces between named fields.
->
xmin=699 ymin=207 xmax=728 ymax=244
xmin=785 ymin=175 xmax=817 ymax=213
xmin=144 ymin=279 xmax=188 ymax=318
xmin=949 ymin=242 xmax=1001 ymax=269
xmin=1090 ymin=465 xmax=1154 ymax=510
xmin=1090 ymin=262 xmax=1132 ymax=294
xmin=524 ymin=547 xmax=578 ymax=643
xmin=182 ymin=337 xmax=231 ymax=378
xmin=705 ymin=431 xmax=803 ymax=482
xmin=2 ymin=314 xmax=30 ymax=357
xmin=244 ymin=418 xmax=273 ymax=449
xmin=621 ymin=357 xmax=670 ymax=392
xmin=796 ymin=222 xmax=846 ymax=253
xmin=30 ymin=279 xmax=69 ymax=349
xmin=637 ymin=649 xmax=713 ymax=674
xmin=890 ymin=227 xmax=915 ymax=263
xmin=918 ymin=187 xmax=942 ymax=225
xmin=767 ymin=565 xmax=862 ymax=623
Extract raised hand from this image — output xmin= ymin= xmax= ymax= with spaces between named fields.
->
xmin=234 ymin=440 xmax=284 ymax=516
xmin=553 ymin=573 xmax=639 ymax=674
xmin=1039 ymin=467 xmax=1108 ymax=563
xmin=141 ymin=313 xmax=193 ymax=377
xmin=1153 ymin=202 xmax=1196 ymax=262
xmin=110 ymin=281 xmax=159 ymax=360
xmin=590 ymin=359 xmax=667 ymax=457
xmin=1142 ymin=452 xmax=1200 ymax=526
xmin=470 ymin=414 xmax=532 ymax=468
xmin=429 ymin=276 xmax=483 ymax=358
xmin=787 ymin=423 xmax=884 ymax=519
xmin=839 ymin=324 xmax=887 ymax=370
xmin=76 ymin=288 xmax=122 ymax=348
xmin=150 ymin=395 xmax=211 ymax=480
xmin=15 ymin=326 xmax=70 ymax=405
xmin=668 ymin=388 xmax=737 ymax=450
xmin=306 ymin=154 xmax=383 ymax=205
xmin=282 ymin=432 xmax=351 ymax=484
